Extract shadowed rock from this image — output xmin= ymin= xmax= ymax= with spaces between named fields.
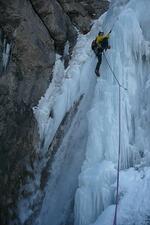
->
xmin=0 ymin=0 xmax=109 ymax=224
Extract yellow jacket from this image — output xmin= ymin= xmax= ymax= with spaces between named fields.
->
xmin=96 ymin=33 xmax=110 ymax=48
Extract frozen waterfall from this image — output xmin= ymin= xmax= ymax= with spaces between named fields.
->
xmin=20 ymin=0 xmax=150 ymax=224
xmin=75 ymin=0 xmax=150 ymax=225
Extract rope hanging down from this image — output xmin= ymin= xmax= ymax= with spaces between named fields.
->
xmin=103 ymin=53 xmax=127 ymax=225
xmin=113 ymin=85 xmax=121 ymax=225
xmin=103 ymin=53 xmax=127 ymax=90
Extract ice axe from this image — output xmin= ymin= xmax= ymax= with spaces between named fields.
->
xmin=109 ymin=17 xmax=119 ymax=33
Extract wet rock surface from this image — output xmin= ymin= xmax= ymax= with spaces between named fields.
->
xmin=0 ymin=0 xmax=109 ymax=224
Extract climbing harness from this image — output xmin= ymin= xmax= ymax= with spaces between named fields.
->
xmin=103 ymin=53 xmax=127 ymax=225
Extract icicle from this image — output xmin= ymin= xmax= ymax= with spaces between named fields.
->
xmin=2 ymin=38 xmax=11 ymax=70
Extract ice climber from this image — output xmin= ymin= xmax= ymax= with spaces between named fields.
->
xmin=92 ymin=31 xmax=111 ymax=77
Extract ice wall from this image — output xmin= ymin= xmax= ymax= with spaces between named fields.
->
xmin=75 ymin=0 xmax=150 ymax=225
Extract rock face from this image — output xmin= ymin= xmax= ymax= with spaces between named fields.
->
xmin=31 ymin=0 xmax=109 ymax=49
xmin=0 ymin=1 xmax=55 ymax=224
xmin=59 ymin=0 xmax=109 ymax=33
xmin=31 ymin=0 xmax=77 ymax=53
xmin=0 ymin=0 xmax=109 ymax=224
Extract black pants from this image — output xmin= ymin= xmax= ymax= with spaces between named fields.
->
xmin=95 ymin=52 xmax=102 ymax=72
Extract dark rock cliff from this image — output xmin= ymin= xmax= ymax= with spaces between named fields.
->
xmin=0 ymin=0 xmax=109 ymax=224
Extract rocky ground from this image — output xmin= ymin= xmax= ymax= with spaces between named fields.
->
xmin=0 ymin=0 xmax=109 ymax=224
